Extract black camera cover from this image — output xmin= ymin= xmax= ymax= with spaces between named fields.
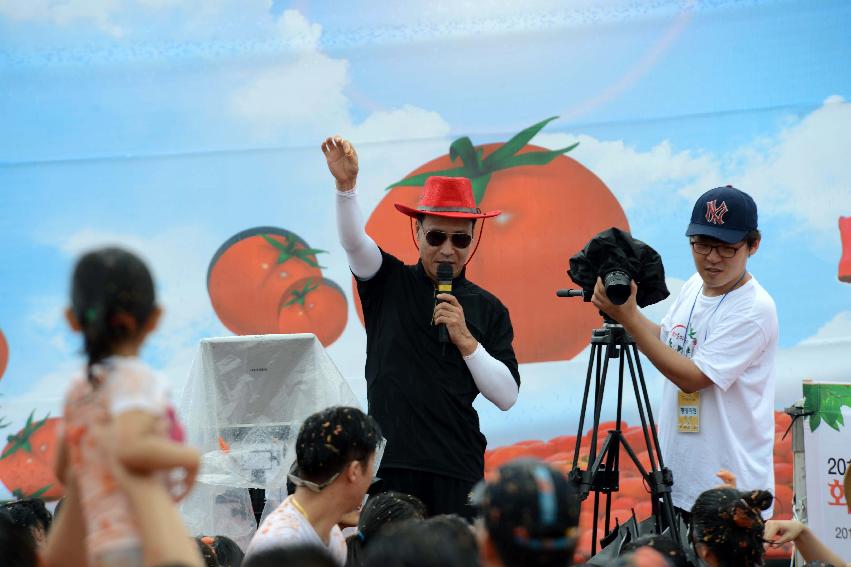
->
xmin=568 ymin=227 xmax=670 ymax=308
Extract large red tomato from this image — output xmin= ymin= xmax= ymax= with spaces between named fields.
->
xmin=0 ymin=413 xmax=63 ymax=500
xmin=277 ymin=277 xmax=348 ymax=347
xmin=358 ymin=118 xmax=629 ymax=363
xmin=0 ymin=329 xmax=7 ymax=382
xmin=208 ymin=227 xmax=324 ymax=335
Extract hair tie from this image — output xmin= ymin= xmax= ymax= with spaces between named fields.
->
xmin=201 ymin=535 xmax=215 ymax=546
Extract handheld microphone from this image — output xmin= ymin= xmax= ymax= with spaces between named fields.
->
xmin=436 ymin=263 xmax=453 ymax=344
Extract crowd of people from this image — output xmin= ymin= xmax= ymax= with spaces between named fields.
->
xmin=0 ymin=137 xmax=848 ymax=567
xmin=3 ymin=411 xmax=849 ymax=566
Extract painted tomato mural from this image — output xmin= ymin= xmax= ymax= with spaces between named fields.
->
xmin=0 ymin=328 xmax=7 ymax=382
xmin=358 ymin=117 xmax=629 ymax=363
xmin=278 ymin=278 xmax=348 ymax=347
xmin=208 ymin=226 xmax=347 ymax=346
xmin=0 ymin=413 xmax=63 ymax=500
xmin=208 ymin=227 xmax=324 ymax=335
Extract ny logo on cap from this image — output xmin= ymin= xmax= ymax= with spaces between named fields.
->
xmin=705 ymin=200 xmax=729 ymax=225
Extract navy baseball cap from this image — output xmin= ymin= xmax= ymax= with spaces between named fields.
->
xmin=686 ymin=185 xmax=758 ymax=244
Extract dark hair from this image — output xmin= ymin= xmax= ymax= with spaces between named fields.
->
xmin=242 ymin=544 xmax=337 ymax=567
xmin=691 ymin=487 xmax=773 ymax=567
xmin=210 ymin=535 xmax=244 ymax=567
xmin=423 ymin=515 xmax=478 ymax=565
xmin=0 ymin=509 xmax=38 ymax=567
xmin=361 ymin=519 xmax=476 ymax=567
xmin=295 ymin=406 xmax=382 ymax=484
xmin=744 ymin=229 xmax=761 ymax=248
xmin=622 ymin=534 xmax=688 ymax=567
xmin=195 ymin=537 xmax=219 ymax=567
xmin=70 ymin=247 xmax=156 ymax=382
xmin=2 ymin=498 xmax=52 ymax=536
xmin=479 ymin=459 xmax=579 ymax=567
xmin=347 ymin=491 xmax=426 ymax=566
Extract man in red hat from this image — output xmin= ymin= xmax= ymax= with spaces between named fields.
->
xmin=322 ymin=136 xmax=520 ymax=519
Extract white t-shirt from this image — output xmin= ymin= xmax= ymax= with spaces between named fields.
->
xmin=244 ymin=496 xmax=347 ymax=565
xmin=658 ymin=273 xmax=778 ymax=513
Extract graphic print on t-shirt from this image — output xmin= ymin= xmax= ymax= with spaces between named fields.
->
xmin=667 ymin=323 xmax=697 ymax=359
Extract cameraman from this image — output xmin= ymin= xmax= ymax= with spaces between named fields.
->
xmin=591 ymin=185 xmax=778 ymax=521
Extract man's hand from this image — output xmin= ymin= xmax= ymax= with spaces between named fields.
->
xmin=434 ymin=294 xmax=478 ymax=356
xmin=321 ymin=136 xmax=359 ymax=191
xmin=591 ymin=277 xmax=639 ymax=326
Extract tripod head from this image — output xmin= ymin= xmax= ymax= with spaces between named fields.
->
xmin=555 ymin=288 xmax=621 ymax=326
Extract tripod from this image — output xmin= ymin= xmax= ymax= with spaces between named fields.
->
xmin=568 ymin=313 xmax=680 ymax=556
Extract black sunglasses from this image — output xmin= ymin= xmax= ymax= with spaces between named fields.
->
xmin=425 ymin=230 xmax=473 ymax=249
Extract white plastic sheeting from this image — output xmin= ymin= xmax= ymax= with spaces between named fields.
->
xmin=178 ymin=333 xmax=364 ymax=547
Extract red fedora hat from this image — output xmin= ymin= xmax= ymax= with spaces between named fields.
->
xmin=394 ymin=176 xmax=501 ymax=220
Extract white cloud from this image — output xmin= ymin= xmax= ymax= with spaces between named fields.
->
xmin=229 ymin=9 xmax=451 ymax=148
xmin=231 ymin=52 xmax=351 ymax=141
xmin=731 ymin=96 xmax=851 ymax=238
xmin=537 ymin=132 xmax=721 ymax=211
xmin=349 ymin=105 xmax=451 ymax=145
xmin=0 ymin=0 xmax=124 ymax=37
xmin=535 ymin=96 xmax=851 ymax=241
xmin=274 ymin=9 xmax=321 ymax=51
xmin=799 ymin=310 xmax=851 ymax=346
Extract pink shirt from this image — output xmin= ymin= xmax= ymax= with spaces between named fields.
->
xmin=62 ymin=356 xmax=179 ymax=561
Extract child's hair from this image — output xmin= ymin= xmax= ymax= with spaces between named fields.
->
xmin=347 ymin=491 xmax=426 ymax=566
xmin=194 ymin=536 xmax=219 ymax=567
xmin=361 ymin=519 xmax=473 ymax=567
xmin=70 ymin=247 xmax=156 ymax=381
xmin=691 ymin=487 xmax=773 ymax=567
xmin=2 ymin=498 xmax=52 ymax=538
xmin=0 ymin=509 xmax=38 ymax=567
xmin=208 ymin=535 xmax=244 ymax=567
xmin=242 ymin=544 xmax=337 ymax=567
xmin=621 ymin=534 xmax=689 ymax=567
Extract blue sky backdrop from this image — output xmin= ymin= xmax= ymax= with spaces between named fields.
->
xmin=1 ymin=1 xmax=849 ymax=499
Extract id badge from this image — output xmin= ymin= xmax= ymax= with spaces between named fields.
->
xmin=677 ymin=391 xmax=700 ymax=433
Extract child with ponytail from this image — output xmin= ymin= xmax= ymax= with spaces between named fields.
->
xmin=690 ymin=487 xmax=774 ymax=567
xmin=54 ymin=247 xmax=199 ymax=567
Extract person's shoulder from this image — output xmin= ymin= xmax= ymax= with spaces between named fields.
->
xmin=736 ymin=277 xmax=777 ymax=320
xmin=463 ymin=278 xmax=509 ymax=311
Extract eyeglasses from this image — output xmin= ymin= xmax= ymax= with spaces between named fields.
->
xmin=425 ymin=230 xmax=473 ymax=249
xmin=288 ymin=468 xmax=341 ymax=493
xmin=690 ymin=240 xmax=745 ymax=259
xmin=287 ymin=461 xmax=382 ymax=494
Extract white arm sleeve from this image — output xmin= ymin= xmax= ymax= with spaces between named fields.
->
xmin=336 ymin=188 xmax=383 ymax=280
xmin=464 ymin=343 xmax=519 ymax=411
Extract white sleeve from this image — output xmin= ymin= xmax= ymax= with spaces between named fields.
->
xmin=336 ymin=189 xmax=383 ymax=280
xmin=463 ymin=343 xmax=519 ymax=411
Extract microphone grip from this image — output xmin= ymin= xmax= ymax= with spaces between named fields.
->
xmin=438 ymin=323 xmax=449 ymax=343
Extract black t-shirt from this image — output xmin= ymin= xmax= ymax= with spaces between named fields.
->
xmin=357 ymin=249 xmax=520 ymax=482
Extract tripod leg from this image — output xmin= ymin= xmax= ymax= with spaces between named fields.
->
xmin=573 ymin=343 xmax=598 ymax=471
xmin=630 ymin=345 xmax=666 ymax=468
xmin=589 ymin=345 xmax=611 ymax=464
xmin=625 ymin=347 xmax=659 ymax=471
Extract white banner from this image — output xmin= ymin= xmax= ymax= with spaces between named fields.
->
xmin=803 ymin=381 xmax=851 ymax=558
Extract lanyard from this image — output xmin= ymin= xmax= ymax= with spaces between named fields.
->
xmin=681 ymin=271 xmax=747 ymax=352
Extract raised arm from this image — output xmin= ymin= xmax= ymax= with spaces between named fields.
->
xmin=321 ymin=136 xmax=382 ymax=280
